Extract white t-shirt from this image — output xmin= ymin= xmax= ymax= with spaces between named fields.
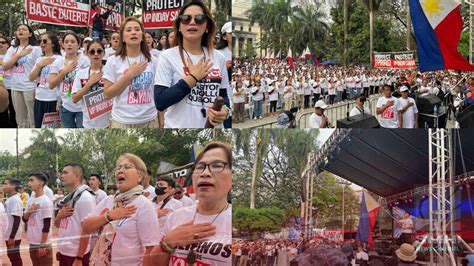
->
xmin=33 ymin=55 xmax=62 ymax=101
xmin=150 ymin=49 xmax=160 ymax=60
xmin=232 ymin=86 xmax=245 ymax=104
xmin=376 ymin=96 xmax=401 ymax=128
xmin=161 ymin=205 xmax=232 ymax=266
xmin=217 ymin=48 xmax=233 ymax=105
xmin=400 ymin=217 xmax=413 ymax=233
xmin=0 ymin=54 xmax=12 ymax=88
xmin=104 ymin=47 xmax=116 ymax=61
xmin=153 ymin=197 xmax=183 ymax=232
xmin=4 ymin=195 xmax=23 ymax=240
xmin=93 ymin=189 xmax=108 ymax=204
xmin=350 ymin=106 xmax=371 ymax=117
xmin=0 ymin=203 xmax=7 ymax=240
xmin=399 ymin=97 xmax=418 ymax=128
xmin=144 ymin=185 xmax=156 ymax=200
xmin=103 ymin=54 xmax=158 ymax=124
xmin=71 ymin=67 xmax=111 ymax=128
xmin=89 ymin=195 xmax=160 ymax=266
xmin=308 ymin=113 xmax=330 ymax=128
xmin=50 ymin=54 xmax=90 ymax=112
xmin=57 ymin=189 xmax=96 ymax=257
xmin=155 ymin=46 xmax=230 ymax=128
xmin=4 ymin=45 xmax=42 ymax=91
xmin=25 ymin=194 xmax=54 ymax=244
xmin=252 ymin=86 xmax=264 ymax=101
xmin=176 ymin=195 xmax=195 ymax=207
xmin=356 ymin=251 xmax=369 ymax=262
xmin=31 ymin=185 xmax=54 ymax=201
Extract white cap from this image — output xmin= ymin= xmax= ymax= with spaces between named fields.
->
xmin=83 ymin=37 xmax=93 ymax=42
xmin=400 ymin=86 xmax=409 ymax=92
xmin=221 ymin=22 xmax=232 ymax=34
xmin=315 ymin=100 xmax=328 ymax=109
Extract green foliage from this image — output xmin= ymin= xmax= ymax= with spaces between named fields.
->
xmin=233 ymin=207 xmax=286 ymax=236
xmin=459 ymin=31 xmax=470 ymax=59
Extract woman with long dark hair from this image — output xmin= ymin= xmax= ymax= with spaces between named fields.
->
xmin=103 ymin=17 xmax=159 ymax=128
xmin=49 ymin=32 xmax=90 ymax=128
xmin=157 ymin=32 xmax=169 ymax=51
xmin=145 ymin=32 xmax=160 ymax=59
xmin=154 ymin=1 xmax=231 ymax=128
xmin=2 ymin=24 xmax=42 ymax=128
xmin=29 ymin=32 xmax=62 ymax=128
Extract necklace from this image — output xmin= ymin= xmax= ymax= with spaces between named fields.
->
xmin=186 ymin=202 xmax=229 ymax=265
xmin=182 ymin=47 xmax=208 ymax=118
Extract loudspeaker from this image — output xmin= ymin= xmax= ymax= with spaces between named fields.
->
xmin=457 ymin=104 xmax=474 ymax=128
xmin=419 ymin=113 xmax=447 ymax=128
xmin=337 ymin=114 xmax=380 ymax=128
xmin=416 ymin=95 xmax=441 ymax=114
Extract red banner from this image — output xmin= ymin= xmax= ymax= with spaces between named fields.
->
xmin=89 ymin=0 xmax=125 ymax=31
xmin=41 ymin=112 xmax=62 ymax=128
xmin=374 ymin=52 xmax=416 ymax=69
xmin=142 ymin=0 xmax=185 ymax=29
xmin=83 ymin=88 xmax=113 ymax=120
xmin=26 ymin=0 xmax=90 ymax=27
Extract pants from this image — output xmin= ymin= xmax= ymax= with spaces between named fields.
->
xmin=399 ymin=233 xmax=413 ymax=245
xmin=223 ymin=116 xmax=232 ymax=128
xmin=6 ymin=240 xmax=23 ymax=266
xmin=92 ymin=30 xmax=104 ymax=41
xmin=337 ymin=91 xmax=343 ymax=102
xmin=61 ymin=106 xmax=83 ymax=128
xmin=297 ymin=95 xmax=304 ymax=109
xmin=57 ymin=252 xmax=90 ymax=266
xmin=328 ymin=94 xmax=335 ymax=105
xmin=12 ymin=90 xmax=35 ymax=128
xmin=363 ymin=87 xmax=369 ymax=98
xmin=232 ymin=255 xmax=241 ymax=266
xmin=253 ymin=99 xmax=263 ymax=118
xmin=370 ymin=85 xmax=375 ymax=96
xmin=348 ymin=87 xmax=355 ymax=100
xmin=269 ymin=100 xmax=277 ymax=113
xmin=304 ymin=95 xmax=310 ymax=108
xmin=239 ymin=255 xmax=248 ymax=266
xmin=313 ymin=93 xmax=320 ymax=106
xmin=34 ymin=100 xmax=57 ymax=128
xmin=30 ymin=244 xmax=53 ymax=266
xmin=0 ymin=88 xmax=17 ymax=127
xmin=284 ymin=97 xmax=292 ymax=111
xmin=110 ymin=117 xmax=159 ymax=128
xmin=233 ymin=102 xmax=245 ymax=122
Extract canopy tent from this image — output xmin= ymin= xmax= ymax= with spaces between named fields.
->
xmin=323 ymin=129 xmax=474 ymax=197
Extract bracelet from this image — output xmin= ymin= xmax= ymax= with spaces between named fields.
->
xmin=104 ymin=211 xmax=112 ymax=223
xmin=188 ymin=74 xmax=199 ymax=83
xmin=161 ymin=239 xmax=175 ymax=254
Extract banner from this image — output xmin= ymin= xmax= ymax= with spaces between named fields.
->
xmin=324 ymin=230 xmax=343 ymax=241
xmin=26 ymin=0 xmax=90 ymax=27
xmin=373 ymin=52 xmax=417 ymax=69
xmin=142 ymin=0 xmax=185 ymax=29
xmin=83 ymin=88 xmax=113 ymax=120
xmin=41 ymin=112 xmax=62 ymax=128
xmin=89 ymin=0 xmax=125 ymax=31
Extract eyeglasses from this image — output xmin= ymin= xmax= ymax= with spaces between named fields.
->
xmin=88 ymin=49 xmax=103 ymax=55
xmin=40 ymin=39 xmax=49 ymax=44
xmin=174 ymin=191 xmax=183 ymax=195
xmin=179 ymin=14 xmax=207 ymax=25
xmin=193 ymin=161 xmax=228 ymax=174
xmin=115 ymin=164 xmax=136 ymax=172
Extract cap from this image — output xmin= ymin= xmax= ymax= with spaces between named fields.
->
xmin=221 ymin=22 xmax=232 ymax=34
xmin=83 ymin=37 xmax=93 ymax=42
xmin=400 ymin=86 xmax=409 ymax=92
xmin=314 ymin=100 xmax=328 ymax=109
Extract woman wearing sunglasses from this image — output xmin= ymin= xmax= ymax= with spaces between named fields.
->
xmin=71 ymin=40 xmax=111 ymax=128
xmin=103 ymin=17 xmax=159 ymax=128
xmin=150 ymin=141 xmax=232 ymax=266
xmin=82 ymin=153 xmax=159 ymax=265
xmin=49 ymin=32 xmax=90 ymax=128
xmin=2 ymin=24 xmax=42 ymax=128
xmin=154 ymin=1 xmax=231 ymax=128
xmin=29 ymin=32 xmax=62 ymax=128
xmin=0 ymin=36 xmax=17 ymax=128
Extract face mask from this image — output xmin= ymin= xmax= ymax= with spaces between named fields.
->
xmin=155 ymin=186 xmax=167 ymax=196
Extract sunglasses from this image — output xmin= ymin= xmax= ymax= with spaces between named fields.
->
xmin=179 ymin=14 xmax=207 ymax=25
xmin=40 ymin=39 xmax=49 ymax=44
xmin=88 ymin=49 xmax=104 ymax=55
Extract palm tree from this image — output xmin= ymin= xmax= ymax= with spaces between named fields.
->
xmin=344 ymin=0 xmax=350 ymax=66
xmin=289 ymin=6 xmax=328 ymax=53
xmin=361 ymin=0 xmax=384 ymax=67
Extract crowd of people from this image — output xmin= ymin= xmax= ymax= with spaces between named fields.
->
xmin=231 ymin=58 xmax=474 ymax=128
xmin=0 ymin=1 xmax=233 ymax=128
xmin=0 ymin=141 xmax=232 ymax=266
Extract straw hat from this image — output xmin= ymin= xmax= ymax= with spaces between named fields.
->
xmin=396 ymin=243 xmax=417 ymax=262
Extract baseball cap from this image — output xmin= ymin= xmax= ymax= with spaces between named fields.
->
xmin=400 ymin=86 xmax=409 ymax=92
xmin=315 ymin=100 xmax=328 ymax=109
xmin=83 ymin=37 xmax=93 ymax=42
xmin=221 ymin=22 xmax=232 ymax=34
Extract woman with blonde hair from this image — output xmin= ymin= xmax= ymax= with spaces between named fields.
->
xmin=154 ymin=1 xmax=231 ymax=128
xmin=82 ymin=153 xmax=159 ymax=265
xmin=103 ymin=17 xmax=159 ymax=128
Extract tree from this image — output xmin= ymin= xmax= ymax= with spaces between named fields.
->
xmin=360 ymin=0 xmax=384 ymax=67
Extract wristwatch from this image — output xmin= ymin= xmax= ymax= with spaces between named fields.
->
xmin=75 ymin=256 xmax=83 ymax=261
xmin=223 ymin=105 xmax=232 ymax=120
xmin=104 ymin=211 xmax=113 ymax=223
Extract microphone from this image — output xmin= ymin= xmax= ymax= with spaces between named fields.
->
xmin=204 ymin=96 xmax=224 ymax=128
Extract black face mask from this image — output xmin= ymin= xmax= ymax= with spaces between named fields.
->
xmin=155 ymin=186 xmax=167 ymax=196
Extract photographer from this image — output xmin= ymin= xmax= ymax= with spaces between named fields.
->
xmin=91 ymin=2 xmax=114 ymax=41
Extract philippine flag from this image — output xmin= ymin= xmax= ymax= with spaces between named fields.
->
xmin=287 ymin=48 xmax=295 ymax=69
xmin=409 ymin=0 xmax=474 ymax=72
xmin=356 ymin=191 xmax=381 ymax=246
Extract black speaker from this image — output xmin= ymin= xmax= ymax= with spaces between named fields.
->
xmin=457 ymin=104 xmax=474 ymax=128
xmin=416 ymin=95 xmax=441 ymax=114
xmin=337 ymin=114 xmax=380 ymax=128
xmin=419 ymin=113 xmax=447 ymax=128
